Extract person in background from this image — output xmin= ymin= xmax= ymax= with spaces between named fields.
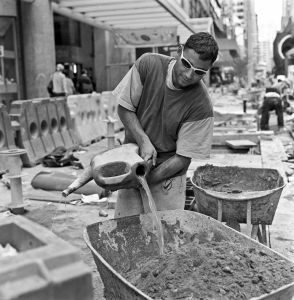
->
xmin=272 ymin=78 xmax=288 ymax=95
xmin=88 ymin=68 xmax=97 ymax=92
xmin=50 ymin=64 xmax=67 ymax=97
xmin=72 ymin=73 xmax=78 ymax=91
xmin=64 ymin=70 xmax=76 ymax=96
xmin=77 ymin=69 xmax=93 ymax=94
xmin=112 ymin=32 xmax=218 ymax=218
xmin=259 ymin=87 xmax=284 ymax=131
xmin=265 ymin=72 xmax=274 ymax=88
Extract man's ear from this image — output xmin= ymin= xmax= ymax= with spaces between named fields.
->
xmin=176 ymin=45 xmax=182 ymax=56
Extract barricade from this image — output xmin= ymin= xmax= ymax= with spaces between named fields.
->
xmin=101 ymin=91 xmax=124 ymax=131
xmin=0 ymin=104 xmax=17 ymax=173
xmin=67 ymin=93 xmax=107 ymax=146
xmin=50 ymin=97 xmax=79 ymax=150
xmin=0 ymin=215 xmax=93 ymax=300
xmin=10 ymin=98 xmax=79 ymax=167
xmin=90 ymin=93 xmax=107 ymax=139
xmin=70 ymin=94 xmax=94 ymax=146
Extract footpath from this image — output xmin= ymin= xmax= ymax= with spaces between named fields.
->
xmin=1 ymin=92 xmax=294 ymax=299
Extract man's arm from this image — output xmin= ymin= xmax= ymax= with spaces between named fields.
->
xmin=118 ymin=105 xmax=157 ymax=166
xmin=147 ymin=154 xmax=191 ymax=185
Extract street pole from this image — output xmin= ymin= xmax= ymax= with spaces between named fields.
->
xmin=247 ymin=0 xmax=254 ymax=88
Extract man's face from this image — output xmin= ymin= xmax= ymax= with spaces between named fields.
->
xmin=173 ymin=46 xmax=212 ymax=89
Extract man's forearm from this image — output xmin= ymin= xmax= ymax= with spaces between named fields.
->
xmin=118 ymin=105 xmax=157 ymax=164
xmin=147 ymin=154 xmax=191 ymax=184
xmin=118 ymin=105 xmax=149 ymax=146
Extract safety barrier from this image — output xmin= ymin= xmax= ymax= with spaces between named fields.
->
xmin=10 ymin=97 xmax=79 ymax=167
xmin=0 ymin=215 xmax=93 ymax=300
xmin=51 ymin=97 xmax=79 ymax=149
xmin=67 ymin=93 xmax=107 ymax=146
xmin=90 ymin=93 xmax=108 ymax=139
xmin=101 ymin=91 xmax=124 ymax=131
xmin=0 ymin=104 xmax=17 ymax=173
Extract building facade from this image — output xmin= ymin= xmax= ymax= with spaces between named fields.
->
xmin=0 ymin=0 xmax=231 ymax=109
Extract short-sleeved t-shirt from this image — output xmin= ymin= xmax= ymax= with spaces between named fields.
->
xmin=112 ymin=53 xmax=214 ymax=166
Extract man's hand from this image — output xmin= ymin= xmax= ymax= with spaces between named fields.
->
xmin=140 ymin=141 xmax=157 ymax=166
xmin=117 ymin=105 xmax=157 ymax=165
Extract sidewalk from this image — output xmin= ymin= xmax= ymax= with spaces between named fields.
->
xmin=0 ymin=134 xmax=124 ymax=300
xmin=1 ymin=97 xmax=294 ymax=299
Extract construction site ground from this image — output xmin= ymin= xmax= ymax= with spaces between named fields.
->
xmin=1 ymin=93 xmax=294 ymax=300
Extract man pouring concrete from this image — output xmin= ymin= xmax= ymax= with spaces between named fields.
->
xmin=112 ymin=32 xmax=219 ymax=218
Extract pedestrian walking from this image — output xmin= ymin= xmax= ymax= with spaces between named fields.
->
xmin=48 ymin=64 xmax=67 ymax=97
xmin=77 ymin=69 xmax=93 ymax=94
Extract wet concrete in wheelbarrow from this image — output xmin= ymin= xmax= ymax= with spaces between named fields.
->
xmin=125 ymin=238 xmax=294 ymax=300
xmin=193 ymin=165 xmax=283 ymax=193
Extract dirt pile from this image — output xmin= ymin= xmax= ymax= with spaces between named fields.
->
xmin=124 ymin=239 xmax=294 ymax=300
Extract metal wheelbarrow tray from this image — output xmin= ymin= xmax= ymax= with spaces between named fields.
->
xmin=84 ymin=210 xmax=294 ymax=300
xmin=191 ymin=165 xmax=286 ymax=224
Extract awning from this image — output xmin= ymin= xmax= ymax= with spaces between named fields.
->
xmin=212 ymin=38 xmax=240 ymax=67
xmin=177 ymin=17 xmax=214 ymax=44
xmin=51 ymin=0 xmax=195 ymax=36
xmin=214 ymin=50 xmax=235 ymax=67
xmin=216 ymin=38 xmax=239 ymax=57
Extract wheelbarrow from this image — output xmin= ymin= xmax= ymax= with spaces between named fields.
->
xmin=84 ymin=210 xmax=294 ymax=300
xmin=191 ymin=165 xmax=286 ymax=245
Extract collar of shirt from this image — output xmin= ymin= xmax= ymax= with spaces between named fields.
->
xmin=166 ymin=59 xmax=181 ymax=90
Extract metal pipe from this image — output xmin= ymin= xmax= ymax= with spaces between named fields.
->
xmin=61 ymin=166 xmax=93 ymax=198
xmin=0 ymin=149 xmax=29 ymax=214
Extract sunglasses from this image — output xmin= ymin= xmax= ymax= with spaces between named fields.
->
xmin=180 ymin=46 xmax=208 ymax=76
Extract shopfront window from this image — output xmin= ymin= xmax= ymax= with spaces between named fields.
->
xmin=0 ymin=17 xmax=19 ymax=111
xmin=54 ymin=13 xmax=81 ymax=46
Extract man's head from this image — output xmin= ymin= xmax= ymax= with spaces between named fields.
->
xmin=56 ymin=64 xmax=64 ymax=71
xmin=82 ymin=69 xmax=87 ymax=75
xmin=173 ymin=32 xmax=219 ymax=88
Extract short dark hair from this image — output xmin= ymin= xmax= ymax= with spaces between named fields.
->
xmin=184 ymin=32 xmax=219 ymax=64
xmin=82 ymin=69 xmax=87 ymax=75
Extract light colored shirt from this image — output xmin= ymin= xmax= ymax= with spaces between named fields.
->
xmin=52 ymin=71 xmax=67 ymax=94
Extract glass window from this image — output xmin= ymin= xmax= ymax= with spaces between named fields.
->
xmin=54 ymin=13 xmax=81 ymax=46
xmin=0 ymin=17 xmax=19 ymax=111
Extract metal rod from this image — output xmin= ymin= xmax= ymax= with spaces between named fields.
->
xmin=0 ymin=149 xmax=29 ymax=214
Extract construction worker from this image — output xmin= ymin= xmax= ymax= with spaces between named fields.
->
xmin=112 ymin=32 xmax=219 ymax=218
xmin=259 ymin=87 xmax=284 ymax=130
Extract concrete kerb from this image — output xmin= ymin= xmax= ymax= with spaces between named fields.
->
xmin=0 ymin=215 xmax=93 ymax=300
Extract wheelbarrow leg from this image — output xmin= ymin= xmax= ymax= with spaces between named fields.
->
xmin=251 ymin=225 xmax=259 ymax=239
xmin=217 ymin=199 xmax=222 ymax=222
xmin=257 ymin=225 xmax=267 ymax=245
xmin=245 ymin=200 xmax=252 ymax=237
xmin=261 ymin=223 xmax=268 ymax=246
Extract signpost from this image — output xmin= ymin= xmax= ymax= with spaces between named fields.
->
xmin=0 ymin=46 xmax=4 ymax=58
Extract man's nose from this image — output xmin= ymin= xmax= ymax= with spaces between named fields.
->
xmin=185 ymin=69 xmax=194 ymax=79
